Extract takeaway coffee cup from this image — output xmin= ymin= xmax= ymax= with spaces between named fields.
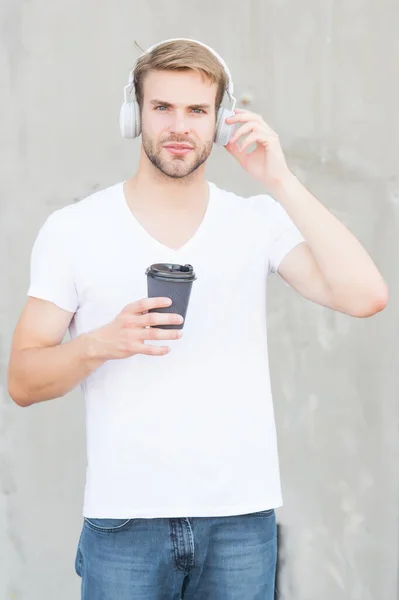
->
xmin=145 ymin=263 xmax=197 ymax=330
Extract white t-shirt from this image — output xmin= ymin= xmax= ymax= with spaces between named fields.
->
xmin=28 ymin=181 xmax=305 ymax=518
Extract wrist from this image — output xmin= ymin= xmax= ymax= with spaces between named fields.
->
xmin=79 ymin=332 xmax=107 ymax=364
xmin=268 ymin=170 xmax=300 ymax=202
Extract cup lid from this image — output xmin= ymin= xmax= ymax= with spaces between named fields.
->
xmin=146 ymin=263 xmax=197 ymax=282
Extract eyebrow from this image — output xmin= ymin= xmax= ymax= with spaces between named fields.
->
xmin=150 ymin=99 xmax=211 ymax=110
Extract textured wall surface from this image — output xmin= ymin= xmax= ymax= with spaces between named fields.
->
xmin=0 ymin=1 xmax=398 ymax=599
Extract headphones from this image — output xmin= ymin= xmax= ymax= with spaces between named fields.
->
xmin=119 ymin=38 xmax=237 ymax=146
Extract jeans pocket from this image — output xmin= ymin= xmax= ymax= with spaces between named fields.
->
xmin=84 ymin=518 xmax=134 ymax=533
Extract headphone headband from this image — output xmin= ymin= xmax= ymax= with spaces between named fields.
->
xmin=125 ymin=38 xmax=235 ymax=104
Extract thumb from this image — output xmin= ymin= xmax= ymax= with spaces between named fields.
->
xmin=225 ymin=140 xmax=242 ymax=159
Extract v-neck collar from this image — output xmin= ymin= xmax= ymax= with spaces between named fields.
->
xmin=119 ymin=180 xmax=216 ymax=254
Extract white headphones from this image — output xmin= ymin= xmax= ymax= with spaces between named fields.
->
xmin=119 ymin=38 xmax=237 ymax=146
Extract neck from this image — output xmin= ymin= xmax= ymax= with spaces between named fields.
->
xmin=125 ymin=146 xmax=208 ymax=211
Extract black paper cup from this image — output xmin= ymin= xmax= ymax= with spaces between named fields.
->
xmin=146 ymin=263 xmax=197 ymax=329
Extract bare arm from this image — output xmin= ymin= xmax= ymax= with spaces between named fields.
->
xmin=272 ymin=173 xmax=389 ymax=318
xmin=8 ymin=296 xmax=183 ymax=407
xmin=8 ymin=298 xmax=104 ymax=406
xmin=224 ymin=108 xmax=388 ymax=317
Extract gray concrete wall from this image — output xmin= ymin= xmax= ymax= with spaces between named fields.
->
xmin=1 ymin=1 xmax=398 ymax=599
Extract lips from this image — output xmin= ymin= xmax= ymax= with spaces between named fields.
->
xmin=163 ymin=144 xmax=194 ymax=150
xmin=163 ymin=143 xmax=194 ymax=156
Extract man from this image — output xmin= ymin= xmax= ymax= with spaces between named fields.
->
xmin=8 ymin=38 xmax=388 ymax=600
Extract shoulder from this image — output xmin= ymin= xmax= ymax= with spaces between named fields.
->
xmin=41 ymin=181 xmax=124 ymax=233
xmin=209 ymin=181 xmax=280 ymax=221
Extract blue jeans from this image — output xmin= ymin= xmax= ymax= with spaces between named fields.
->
xmin=75 ymin=509 xmax=277 ymax=599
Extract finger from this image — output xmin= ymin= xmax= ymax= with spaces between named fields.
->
xmin=226 ymin=111 xmax=263 ymax=125
xmin=123 ymin=297 xmax=172 ymax=315
xmin=137 ymin=312 xmax=184 ymax=328
xmin=234 ymin=108 xmax=260 ymax=118
xmin=240 ymin=132 xmax=267 ymax=152
xmin=225 ymin=113 xmax=253 ymax=125
xmin=229 ymin=122 xmax=258 ymax=145
xmin=138 ymin=343 xmax=171 ymax=356
xmin=225 ymin=140 xmax=242 ymax=158
xmin=139 ymin=328 xmax=183 ymax=341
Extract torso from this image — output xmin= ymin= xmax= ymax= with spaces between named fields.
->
xmin=60 ymin=180 xmax=286 ymax=518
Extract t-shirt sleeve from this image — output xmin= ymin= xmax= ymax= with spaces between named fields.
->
xmin=268 ymin=200 xmax=306 ymax=274
xmin=27 ymin=210 xmax=79 ymax=313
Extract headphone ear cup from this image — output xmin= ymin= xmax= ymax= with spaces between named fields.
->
xmin=135 ymin=103 xmax=141 ymax=138
xmin=215 ymin=107 xmax=235 ymax=146
xmin=120 ymin=101 xmax=141 ymax=138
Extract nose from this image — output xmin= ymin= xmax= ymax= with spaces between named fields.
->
xmin=169 ymin=111 xmax=190 ymax=135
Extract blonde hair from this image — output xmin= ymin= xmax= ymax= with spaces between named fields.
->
xmin=133 ymin=40 xmax=229 ymax=111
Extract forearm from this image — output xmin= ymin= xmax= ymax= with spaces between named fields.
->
xmin=271 ymin=172 xmax=388 ymax=304
xmin=8 ymin=333 xmax=105 ymax=407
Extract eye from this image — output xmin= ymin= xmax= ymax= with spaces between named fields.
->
xmin=155 ymin=105 xmax=168 ymax=111
xmin=191 ymin=108 xmax=206 ymax=114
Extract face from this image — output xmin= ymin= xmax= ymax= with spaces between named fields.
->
xmin=140 ymin=70 xmax=218 ymax=179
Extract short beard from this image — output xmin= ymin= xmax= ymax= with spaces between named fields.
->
xmin=142 ymin=133 xmax=213 ymax=180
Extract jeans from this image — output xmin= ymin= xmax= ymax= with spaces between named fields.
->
xmin=75 ymin=509 xmax=277 ymax=599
